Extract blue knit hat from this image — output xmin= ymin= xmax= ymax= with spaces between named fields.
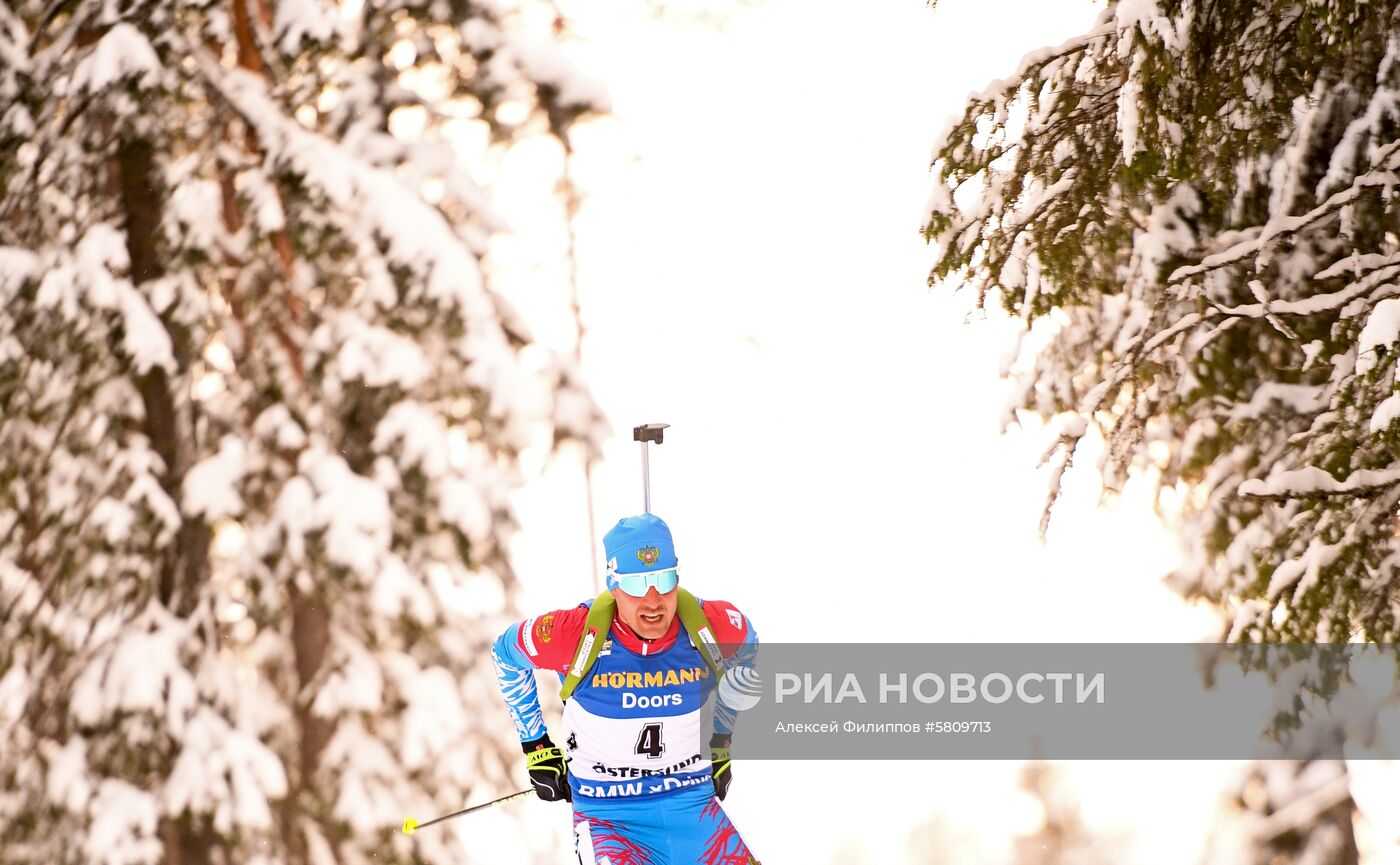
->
xmin=603 ymin=514 xmax=678 ymax=590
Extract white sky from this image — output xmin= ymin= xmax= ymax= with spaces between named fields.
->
xmin=488 ymin=0 xmax=1400 ymax=862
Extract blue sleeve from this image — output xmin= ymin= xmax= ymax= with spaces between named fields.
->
xmin=713 ymin=616 xmax=759 ymax=737
xmin=491 ymin=624 xmax=546 ymax=742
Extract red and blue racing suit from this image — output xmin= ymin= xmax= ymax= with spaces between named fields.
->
xmin=492 ymin=597 xmax=759 ymax=864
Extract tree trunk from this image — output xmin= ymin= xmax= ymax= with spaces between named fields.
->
xmin=160 ymin=817 xmax=215 ymax=865
xmin=118 ymin=136 xmax=208 ymax=617
xmin=281 ymin=584 xmax=335 ymax=865
xmin=116 ymin=135 xmax=217 ymax=865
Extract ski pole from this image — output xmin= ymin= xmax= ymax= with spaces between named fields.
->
xmin=401 ymin=788 xmax=532 ymax=835
xmin=633 ymin=423 xmax=668 ymax=513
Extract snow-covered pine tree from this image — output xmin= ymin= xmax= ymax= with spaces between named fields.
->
xmin=0 ymin=2 xmax=606 ymax=864
xmin=924 ymin=1 xmax=1400 ymax=643
xmin=1200 ymin=760 xmax=1359 ymax=865
xmin=923 ymin=3 xmax=1386 ymax=857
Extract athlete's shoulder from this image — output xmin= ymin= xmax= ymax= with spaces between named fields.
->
xmin=515 ymin=603 xmax=590 ymax=673
xmin=699 ymin=598 xmax=754 ymax=647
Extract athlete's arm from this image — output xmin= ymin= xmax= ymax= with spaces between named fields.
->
xmin=701 ymin=599 xmax=759 ymax=736
xmin=490 ymin=607 xmax=588 ymax=742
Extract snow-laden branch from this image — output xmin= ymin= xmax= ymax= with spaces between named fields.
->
xmin=1169 ymin=139 xmax=1400 ymax=285
xmin=929 ymin=21 xmax=1117 ymax=160
xmin=190 ymin=49 xmax=497 ymax=321
xmin=970 ymin=22 xmax=1118 ymax=108
xmin=1251 ymin=772 xmax=1353 ymax=843
xmin=1239 ymin=465 xmax=1400 ymax=499
xmin=1209 ymin=256 xmax=1400 ymax=320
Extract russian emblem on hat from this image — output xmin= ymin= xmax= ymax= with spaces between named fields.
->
xmin=603 ymin=514 xmax=677 ymax=577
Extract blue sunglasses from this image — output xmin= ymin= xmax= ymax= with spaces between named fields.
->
xmin=612 ymin=568 xmax=680 ymax=598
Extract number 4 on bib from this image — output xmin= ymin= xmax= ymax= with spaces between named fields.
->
xmin=634 ymin=722 xmax=665 ymax=759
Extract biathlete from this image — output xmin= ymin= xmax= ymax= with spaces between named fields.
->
xmin=491 ymin=513 xmax=760 ymax=864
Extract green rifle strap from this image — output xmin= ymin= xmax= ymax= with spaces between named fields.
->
xmin=675 ymin=588 xmax=725 ymax=680
xmin=559 ymin=592 xmax=616 ymax=702
xmin=558 ymin=588 xmax=726 ymax=702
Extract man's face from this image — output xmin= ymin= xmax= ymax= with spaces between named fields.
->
xmin=612 ymin=584 xmax=679 ymax=639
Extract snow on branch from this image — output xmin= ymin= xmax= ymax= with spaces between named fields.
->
xmin=192 ymin=52 xmax=496 ymax=324
xmin=1211 ymin=257 xmax=1400 ymax=321
xmin=1239 ymin=465 xmax=1400 ymax=499
xmin=1251 ymin=771 xmax=1353 ymax=844
xmin=968 ymin=22 xmax=1118 ymax=109
xmin=1169 ymin=139 xmax=1400 ymax=285
xmin=70 ymin=23 xmax=161 ymax=94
